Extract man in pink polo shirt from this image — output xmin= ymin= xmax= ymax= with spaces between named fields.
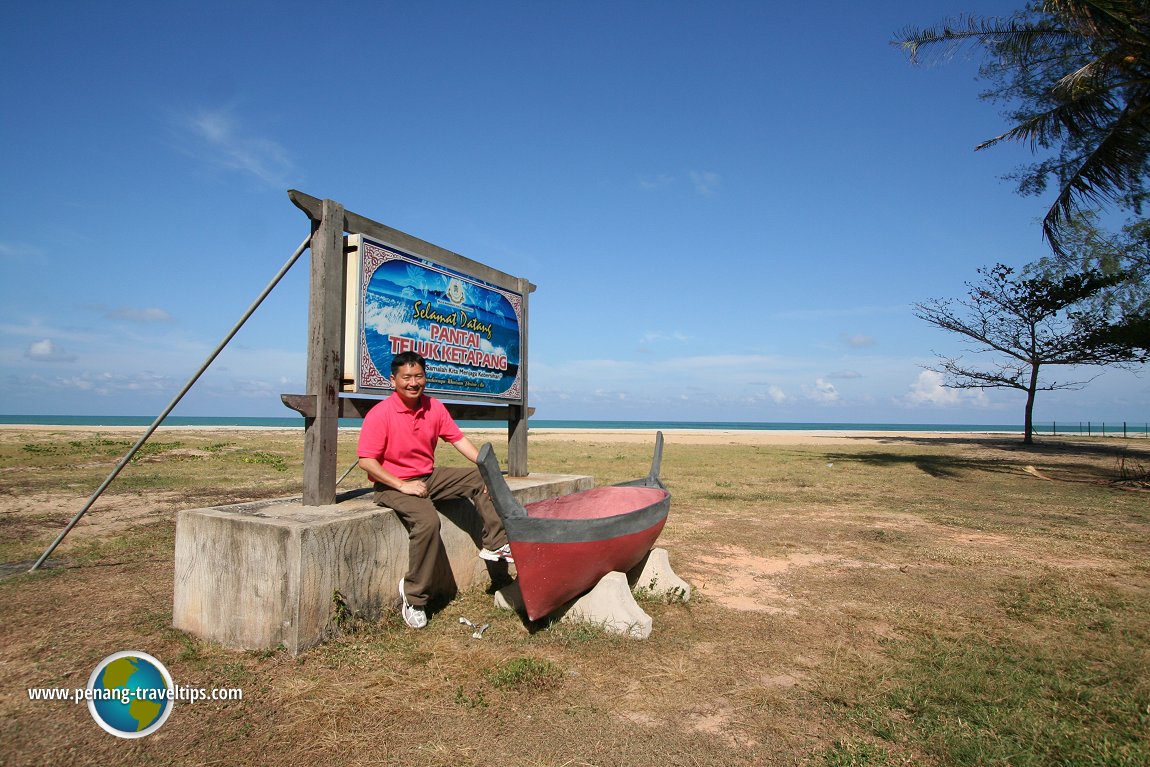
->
xmin=357 ymin=351 xmax=512 ymax=629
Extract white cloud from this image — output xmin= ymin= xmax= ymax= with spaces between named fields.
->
xmin=2 ymin=319 xmax=99 ymax=345
xmin=688 ymin=170 xmax=721 ymax=196
xmin=905 ymin=370 xmax=961 ymax=406
xmin=806 ymin=378 xmax=840 ymax=402
xmin=775 ymin=305 xmax=904 ymax=321
xmin=639 ymin=330 xmax=691 ymax=344
xmin=534 ymin=353 xmax=797 ymax=390
xmin=520 ymin=348 xmax=1060 ymax=421
xmin=34 ymin=370 xmax=173 ymax=396
xmin=3 ymin=310 xmax=306 ymax=407
xmin=842 ymin=333 xmax=875 ymax=348
xmin=749 ymin=381 xmax=790 ymax=404
xmin=636 ymin=171 xmax=720 ymax=196
xmin=106 ymin=306 xmax=174 ymax=323
xmin=25 ymin=339 xmax=76 ymax=363
xmin=638 ymin=173 xmax=675 ymax=190
xmin=180 ymin=107 xmax=295 ymax=187
xmin=0 ymin=240 xmax=45 ymax=261
xmin=903 ymin=369 xmax=990 ymax=407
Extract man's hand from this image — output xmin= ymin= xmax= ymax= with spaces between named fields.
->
xmin=359 ymin=457 xmax=426 ymax=496
xmin=398 ymin=479 xmax=429 ymax=497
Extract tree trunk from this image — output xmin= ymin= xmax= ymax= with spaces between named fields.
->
xmin=1023 ymin=363 xmax=1040 ymax=445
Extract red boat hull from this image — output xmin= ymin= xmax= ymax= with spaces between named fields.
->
xmin=478 ymin=433 xmax=671 ymax=622
xmin=511 ymin=491 xmax=669 ymax=620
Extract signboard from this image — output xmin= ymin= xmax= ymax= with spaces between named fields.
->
xmin=344 ymin=235 xmax=524 ymax=401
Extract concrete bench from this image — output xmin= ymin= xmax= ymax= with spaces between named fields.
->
xmin=172 ymin=473 xmax=593 ymax=654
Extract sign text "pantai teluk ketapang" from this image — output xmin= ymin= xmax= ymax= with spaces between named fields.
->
xmin=345 ymin=235 xmax=523 ymax=402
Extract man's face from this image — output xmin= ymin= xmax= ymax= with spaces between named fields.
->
xmin=390 ymin=362 xmax=426 ymax=404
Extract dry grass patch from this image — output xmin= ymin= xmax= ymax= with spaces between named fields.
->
xmin=0 ymin=429 xmax=1147 ymax=766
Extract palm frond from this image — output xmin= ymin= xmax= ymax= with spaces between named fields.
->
xmin=976 ymin=89 xmax=1117 ymax=152
xmin=1048 ymin=0 xmax=1150 ymax=42
xmin=1043 ymin=101 xmax=1150 ymax=249
xmin=894 ymin=14 xmax=1074 ymax=65
xmin=898 ymin=1 xmax=1150 ymax=256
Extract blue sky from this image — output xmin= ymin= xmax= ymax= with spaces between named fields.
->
xmin=1 ymin=1 xmax=1145 ymax=425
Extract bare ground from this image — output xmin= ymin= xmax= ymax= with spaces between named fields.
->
xmin=1 ymin=428 xmax=1147 ymax=766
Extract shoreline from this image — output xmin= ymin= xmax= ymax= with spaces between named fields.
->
xmin=5 ymin=424 xmax=1136 ymax=447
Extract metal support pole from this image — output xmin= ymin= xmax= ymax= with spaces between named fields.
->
xmin=29 ymin=234 xmax=313 ymax=573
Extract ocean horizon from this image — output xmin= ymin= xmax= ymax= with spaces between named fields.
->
xmin=2 ymin=414 xmax=1146 ymax=436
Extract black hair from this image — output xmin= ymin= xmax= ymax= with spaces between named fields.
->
xmin=391 ymin=351 xmax=427 ymax=375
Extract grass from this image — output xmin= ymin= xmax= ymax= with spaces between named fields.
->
xmin=483 ymin=657 xmax=564 ymax=690
xmin=0 ymin=430 xmax=321 ymax=494
xmin=0 ymin=428 xmax=1147 ymax=766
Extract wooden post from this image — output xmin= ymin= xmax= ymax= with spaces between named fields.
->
xmin=287 ymin=190 xmax=534 ymax=488
xmin=507 ymin=276 xmax=532 ymax=476
xmin=303 ymin=199 xmax=345 ymax=505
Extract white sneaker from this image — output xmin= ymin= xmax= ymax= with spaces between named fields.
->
xmin=479 ymin=543 xmax=514 ymax=563
xmin=398 ymin=578 xmax=427 ymax=629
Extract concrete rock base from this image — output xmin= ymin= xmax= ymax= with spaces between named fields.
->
xmin=628 ymin=547 xmax=692 ymax=602
xmin=173 ymin=473 xmax=593 ymax=654
xmin=493 ymin=547 xmax=689 ymax=639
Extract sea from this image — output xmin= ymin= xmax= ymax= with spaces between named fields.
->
xmin=2 ymin=414 xmax=1144 ymax=436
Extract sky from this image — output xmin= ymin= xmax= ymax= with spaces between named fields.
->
xmin=1 ymin=0 xmax=1145 ymax=425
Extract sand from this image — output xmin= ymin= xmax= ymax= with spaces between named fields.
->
xmin=0 ymin=423 xmax=1031 ymax=447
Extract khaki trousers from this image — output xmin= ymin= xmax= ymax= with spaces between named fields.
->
xmin=374 ymin=466 xmax=508 ymax=608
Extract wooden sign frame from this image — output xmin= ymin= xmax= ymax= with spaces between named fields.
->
xmin=282 ymin=191 xmax=535 ymax=504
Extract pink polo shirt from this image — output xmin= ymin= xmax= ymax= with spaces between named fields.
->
xmin=356 ymin=393 xmax=464 ymax=480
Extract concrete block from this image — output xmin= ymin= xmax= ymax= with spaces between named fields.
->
xmin=492 ymin=547 xmax=689 ymax=639
xmin=173 ymin=473 xmax=592 ymax=654
xmin=562 ymin=572 xmax=653 ymax=639
xmin=493 ymin=580 xmax=523 ymax=613
xmin=494 ymin=571 xmax=655 ymax=639
xmin=627 ymin=547 xmax=691 ymax=602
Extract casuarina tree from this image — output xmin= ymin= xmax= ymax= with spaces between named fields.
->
xmin=1031 ymin=213 xmax=1150 ymax=352
xmin=914 ymin=263 xmax=1143 ymax=444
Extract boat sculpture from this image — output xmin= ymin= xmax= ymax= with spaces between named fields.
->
xmin=476 ymin=432 xmax=671 ymax=621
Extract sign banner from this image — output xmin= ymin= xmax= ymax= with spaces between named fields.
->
xmin=349 ymin=236 xmax=523 ymax=401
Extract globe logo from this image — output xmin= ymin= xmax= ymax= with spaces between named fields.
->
xmin=86 ymin=651 xmax=174 ymax=738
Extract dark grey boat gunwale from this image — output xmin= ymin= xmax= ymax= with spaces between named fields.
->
xmin=476 ymin=432 xmax=670 ymax=545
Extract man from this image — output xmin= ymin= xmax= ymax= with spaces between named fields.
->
xmin=357 ymin=351 xmax=513 ymax=629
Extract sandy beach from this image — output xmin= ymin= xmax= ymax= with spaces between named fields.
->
xmin=494 ymin=427 xmax=1030 ymax=446
xmin=0 ymin=424 xmax=1038 ymax=447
